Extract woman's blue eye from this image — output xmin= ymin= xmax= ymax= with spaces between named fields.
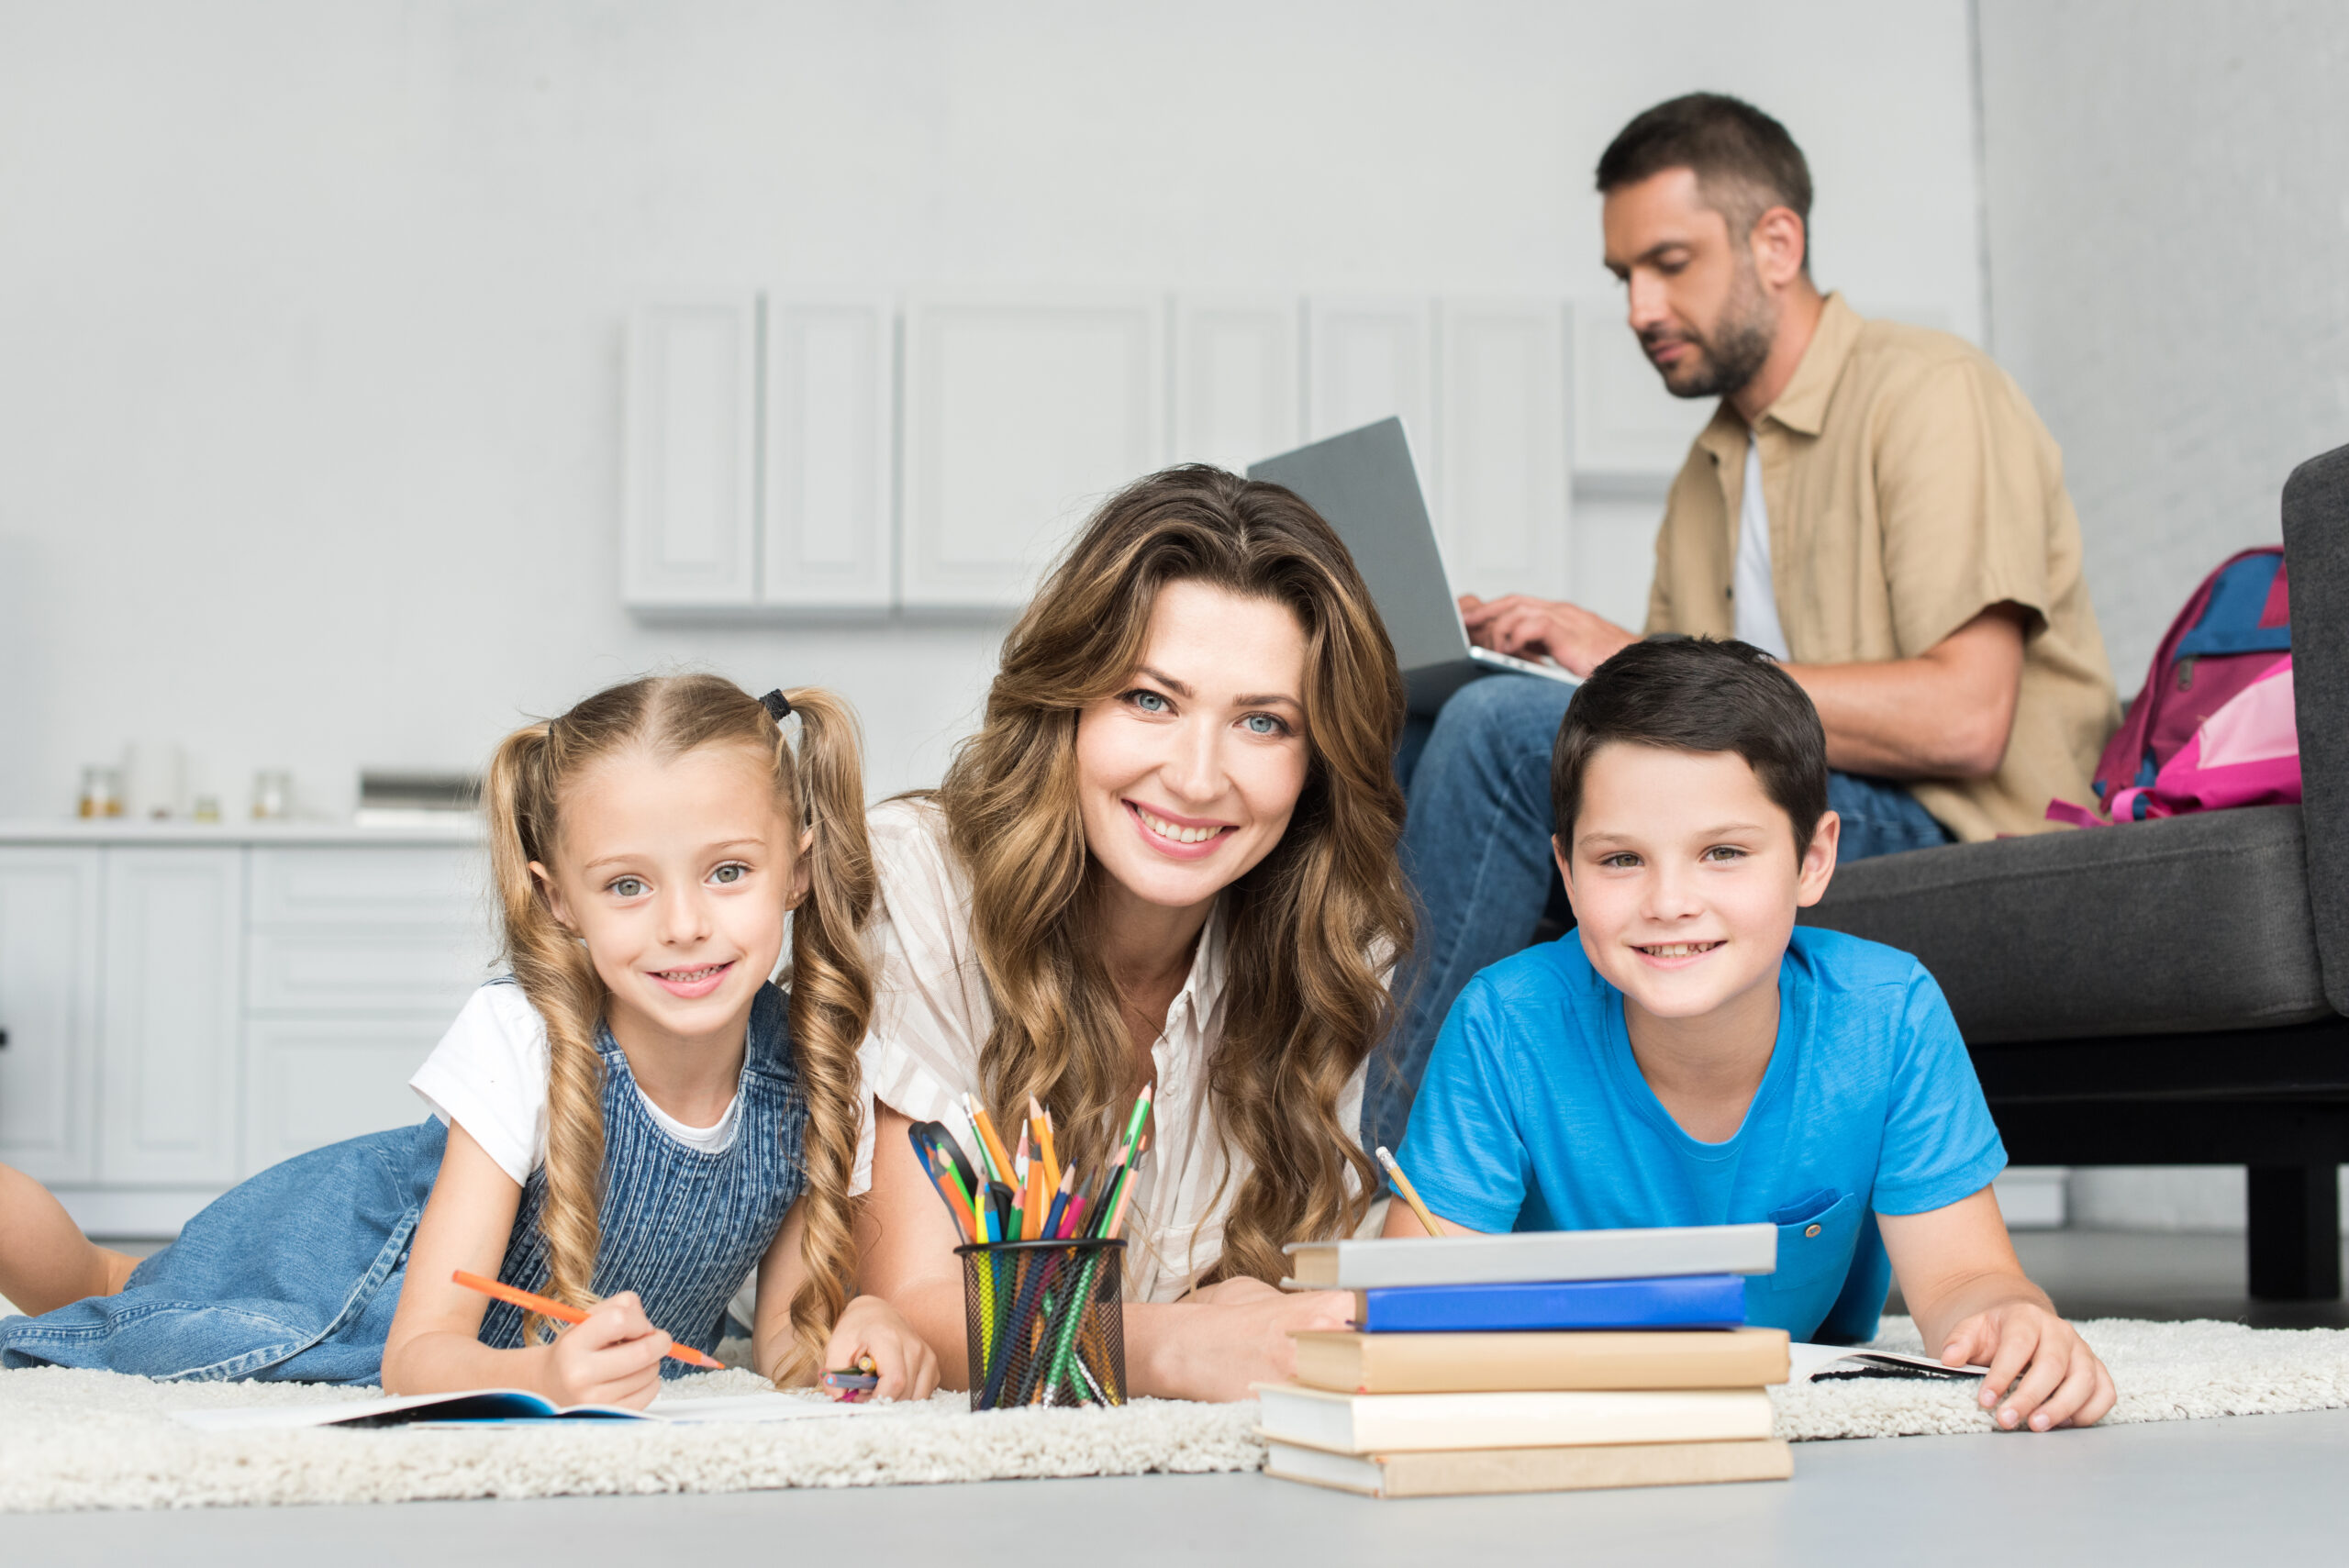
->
xmin=1132 ymin=691 xmax=1170 ymax=714
xmin=610 ymin=876 xmax=648 ymax=898
xmin=1242 ymin=713 xmax=1286 ymax=736
xmin=711 ymin=863 xmax=746 ymax=884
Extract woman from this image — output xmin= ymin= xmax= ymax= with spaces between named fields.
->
xmin=855 ymin=464 xmax=1412 ymax=1401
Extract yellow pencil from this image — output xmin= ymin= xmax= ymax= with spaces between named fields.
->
xmin=1375 ymin=1145 xmax=1444 ymax=1237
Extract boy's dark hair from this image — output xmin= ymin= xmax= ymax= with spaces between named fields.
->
xmin=1595 ymin=93 xmax=1813 ymax=272
xmin=1550 ymin=637 xmax=1829 ymax=860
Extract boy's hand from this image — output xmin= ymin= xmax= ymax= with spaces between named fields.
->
xmin=823 ymin=1293 xmax=941 ymax=1402
xmin=1940 ymin=1300 xmax=2116 ymax=1431
xmin=543 ymin=1290 xmax=670 ymax=1409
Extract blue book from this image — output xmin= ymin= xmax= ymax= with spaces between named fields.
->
xmin=1353 ymin=1273 xmax=1747 ymax=1333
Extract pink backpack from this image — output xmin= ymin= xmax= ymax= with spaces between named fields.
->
xmin=2048 ymin=546 xmax=2299 ymax=828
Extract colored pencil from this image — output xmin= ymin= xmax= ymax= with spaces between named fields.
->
xmin=450 ymin=1270 xmax=725 ymax=1370
xmin=963 ymin=1094 xmax=1016 ymax=1186
xmin=1375 ymin=1144 xmax=1444 ymax=1237
xmin=1030 ymin=1095 xmax=1062 ymax=1193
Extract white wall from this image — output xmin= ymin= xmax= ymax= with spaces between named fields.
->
xmin=1979 ymin=0 xmax=2349 ymax=1233
xmin=0 ymin=0 xmax=1985 ymax=818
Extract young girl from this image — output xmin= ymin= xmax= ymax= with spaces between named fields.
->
xmin=0 ymin=674 xmax=938 ymax=1407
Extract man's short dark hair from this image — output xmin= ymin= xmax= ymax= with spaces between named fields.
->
xmin=1595 ymin=93 xmax=1813 ymax=269
xmin=1550 ymin=637 xmax=1829 ymax=860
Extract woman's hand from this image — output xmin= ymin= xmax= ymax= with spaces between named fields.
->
xmin=1156 ymin=1277 xmax=1354 ymax=1403
xmin=823 ymin=1293 xmax=941 ymax=1402
xmin=1940 ymin=1300 xmax=2117 ymax=1431
xmin=541 ymin=1290 xmax=672 ymax=1409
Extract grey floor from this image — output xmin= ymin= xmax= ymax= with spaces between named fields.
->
xmin=13 ymin=1229 xmax=2349 ymax=1564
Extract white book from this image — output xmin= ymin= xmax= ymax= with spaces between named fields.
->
xmin=171 ymin=1390 xmax=902 ymax=1432
xmin=1281 ymin=1222 xmax=1776 ymax=1289
xmin=1264 ymin=1437 xmax=1795 ymax=1498
xmin=1253 ymin=1382 xmax=1776 ymax=1454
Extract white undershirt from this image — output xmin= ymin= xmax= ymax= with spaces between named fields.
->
xmin=408 ymin=983 xmax=740 ymax=1186
xmin=1734 ymin=433 xmax=1792 ymax=661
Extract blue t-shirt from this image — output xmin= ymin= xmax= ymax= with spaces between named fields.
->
xmin=1397 ymin=926 xmax=2006 ymax=1343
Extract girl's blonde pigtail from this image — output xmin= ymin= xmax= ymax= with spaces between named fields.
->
xmin=769 ymin=688 xmax=876 ymax=1384
xmin=484 ymin=721 xmax=610 ymax=1340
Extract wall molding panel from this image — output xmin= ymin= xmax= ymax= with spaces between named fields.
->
xmin=1307 ymin=296 xmax=1435 ymax=481
xmin=1436 ymin=297 xmax=1571 ymax=602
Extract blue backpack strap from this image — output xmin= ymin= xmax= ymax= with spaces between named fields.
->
xmin=2176 ymin=550 xmax=2290 ymax=659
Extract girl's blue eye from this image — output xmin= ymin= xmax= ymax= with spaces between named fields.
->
xmin=711 ymin=862 xmax=747 ymax=884
xmin=610 ymin=876 xmax=648 ymax=898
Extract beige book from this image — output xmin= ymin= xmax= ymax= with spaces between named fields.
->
xmin=1264 ymin=1436 xmax=1795 ymax=1498
xmin=1253 ymin=1382 xmax=1776 ymax=1454
xmin=1291 ymin=1327 xmax=1790 ymax=1395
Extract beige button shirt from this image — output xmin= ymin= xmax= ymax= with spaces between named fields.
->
xmin=1644 ymin=293 xmax=2120 ymax=841
xmin=854 ymin=797 xmax=1369 ymax=1303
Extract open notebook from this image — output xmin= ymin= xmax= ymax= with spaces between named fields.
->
xmin=172 ymin=1390 xmax=906 ymax=1431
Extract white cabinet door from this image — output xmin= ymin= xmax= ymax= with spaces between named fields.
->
xmin=1436 ymin=299 xmax=1571 ymax=602
xmin=900 ymin=292 xmax=1166 ymax=608
xmin=249 ymin=846 xmax=485 ymax=930
xmin=1172 ymin=295 xmax=1302 ymax=473
xmin=0 ymin=849 xmax=101 ymax=1181
xmin=622 ymin=298 xmax=760 ymax=607
xmin=98 ymin=849 xmax=244 ymax=1184
xmin=763 ymin=295 xmax=896 ymax=609
xmin=1308 ymin=297 xmax=1434 ymax=468
xmin=1569 ymin=297 xmax=1712 ymax=479
xmin=243 ymin=1018 xmax=445 ymax=1174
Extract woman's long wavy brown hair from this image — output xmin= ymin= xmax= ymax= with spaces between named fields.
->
xmin=482 ymin=674 xmax=874 ymax=1382
xmin=937 ymin=464 xmax=1412 ymax=1287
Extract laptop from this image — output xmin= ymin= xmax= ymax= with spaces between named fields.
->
xmin=1248 ymin=417 xmax=1581 ymax=716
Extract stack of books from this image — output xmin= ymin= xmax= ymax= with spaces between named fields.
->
xmin=1258 ymin=1223 xmax=1792 ymax=1499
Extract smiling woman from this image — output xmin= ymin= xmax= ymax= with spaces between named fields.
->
xmin=854 ymin=465 xmax=1414 ymax=1401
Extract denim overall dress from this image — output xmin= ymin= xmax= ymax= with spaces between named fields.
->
xmin=0 ymin=982 xmax=808 ymax=1384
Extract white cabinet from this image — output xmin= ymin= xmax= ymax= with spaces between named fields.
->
xmin=240 ymin=844 xmax=486 ymax=1177
xmin=764 ymin=295 xmax=896 ymax=609
xmin=0 ymin=849 xmax=101 ymax=1182
xmin=98 ymin=850 xmax=244 ymax=1184
xmin=1436 ymin=299 xmax=1572 ymax=602
xmin=1308 ymin=297 xmax=1435 ymax=465
xmin=0 ymin=828 xmax=490 ymax=1232
xmin=622 ymin=299 xmax=761 ymax=608
xmin=1172 ymin=295 xmax=1302 ymax=473
xmin=901 ymin=292 xmax=1166 ymax=608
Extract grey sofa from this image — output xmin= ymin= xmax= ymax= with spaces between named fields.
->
xmin=1799 ymin=440 xmax=2349 ymax=1300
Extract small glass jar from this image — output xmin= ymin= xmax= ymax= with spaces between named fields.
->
xmin=250 ymin=770 xmax=294 ymax=821
xmin=79 ymin=766 xmax=125 ymax=818
xmin=192 ymin=795 xmax=222 ymax=824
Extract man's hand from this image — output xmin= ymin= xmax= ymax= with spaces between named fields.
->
xmin=1459 ymin=595 xmax=1638 ymax=677
xmin=1939 ymin=1297 xmax=2116 ymax=1432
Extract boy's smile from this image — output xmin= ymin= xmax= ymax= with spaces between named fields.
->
xmin=1556 ymin=741 xmax=1839 ymax=1132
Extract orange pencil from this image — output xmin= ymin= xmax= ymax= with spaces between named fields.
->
xmin=451 ymin=1270 xmax=726 ymax=1371
xmin=963 ymin=1093 xmax=1017 ymax=1186
xmin=1029 ymin=1095 xmax=1062 ymax=1193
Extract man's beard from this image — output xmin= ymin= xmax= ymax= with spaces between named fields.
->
xmin=1642 ymin=264 xmax=1776 ymax=400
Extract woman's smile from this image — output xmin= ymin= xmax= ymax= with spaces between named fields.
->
xmin=1127 ymin=799 xmax=1237 ymax=856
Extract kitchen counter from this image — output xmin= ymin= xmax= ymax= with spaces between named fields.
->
xmin=0 ymin=817 xmax=483 ymax=846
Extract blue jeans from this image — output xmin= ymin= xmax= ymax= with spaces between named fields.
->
xmin=1366 ymin=673 xmax=1954 ymax=1153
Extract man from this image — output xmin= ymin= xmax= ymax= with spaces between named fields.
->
xmin=1368 ymin=93 xmax=2117 ymax=1152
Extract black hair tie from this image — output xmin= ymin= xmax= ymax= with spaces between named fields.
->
xmin=759 ymin=689 xmax=793 ymax=723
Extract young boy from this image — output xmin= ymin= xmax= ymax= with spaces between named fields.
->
xmin=1390 ymin=637 xmax=2115 ymax=1432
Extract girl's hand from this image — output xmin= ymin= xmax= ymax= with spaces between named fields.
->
xmin=542 ymin=1290 xmax=672 ymax=1409
xmin=823 ymin=1293 xmax=941 ymax=1402
xmin=1941 ymin=1301 xmax=2117 ymax=1431
xmin=1169 ymin=1277 xmax=1354 ymax=1402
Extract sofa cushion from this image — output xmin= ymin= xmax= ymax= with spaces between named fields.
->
xmin=1798 ymin=805 xmax=2331 ymax=1043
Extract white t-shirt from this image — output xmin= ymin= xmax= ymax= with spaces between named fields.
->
xmin=855 ymin=796 xmax=1369 ymax=1303
xmin=408 ymin=983 xmax=740 ymax=1187
xmin=1734 ymin=433 xmax=1792 ymax=661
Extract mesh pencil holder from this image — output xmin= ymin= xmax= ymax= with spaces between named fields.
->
xmin=955 ymin=1238 xmax=1127 ymax=1411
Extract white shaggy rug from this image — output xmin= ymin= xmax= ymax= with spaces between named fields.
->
xmin=6 ymin=1317 xmax=2349 ymax=1512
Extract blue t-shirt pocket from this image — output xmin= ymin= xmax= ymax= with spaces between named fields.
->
xmin=1742 ymin=1190 xmax=1865 ymax=1338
